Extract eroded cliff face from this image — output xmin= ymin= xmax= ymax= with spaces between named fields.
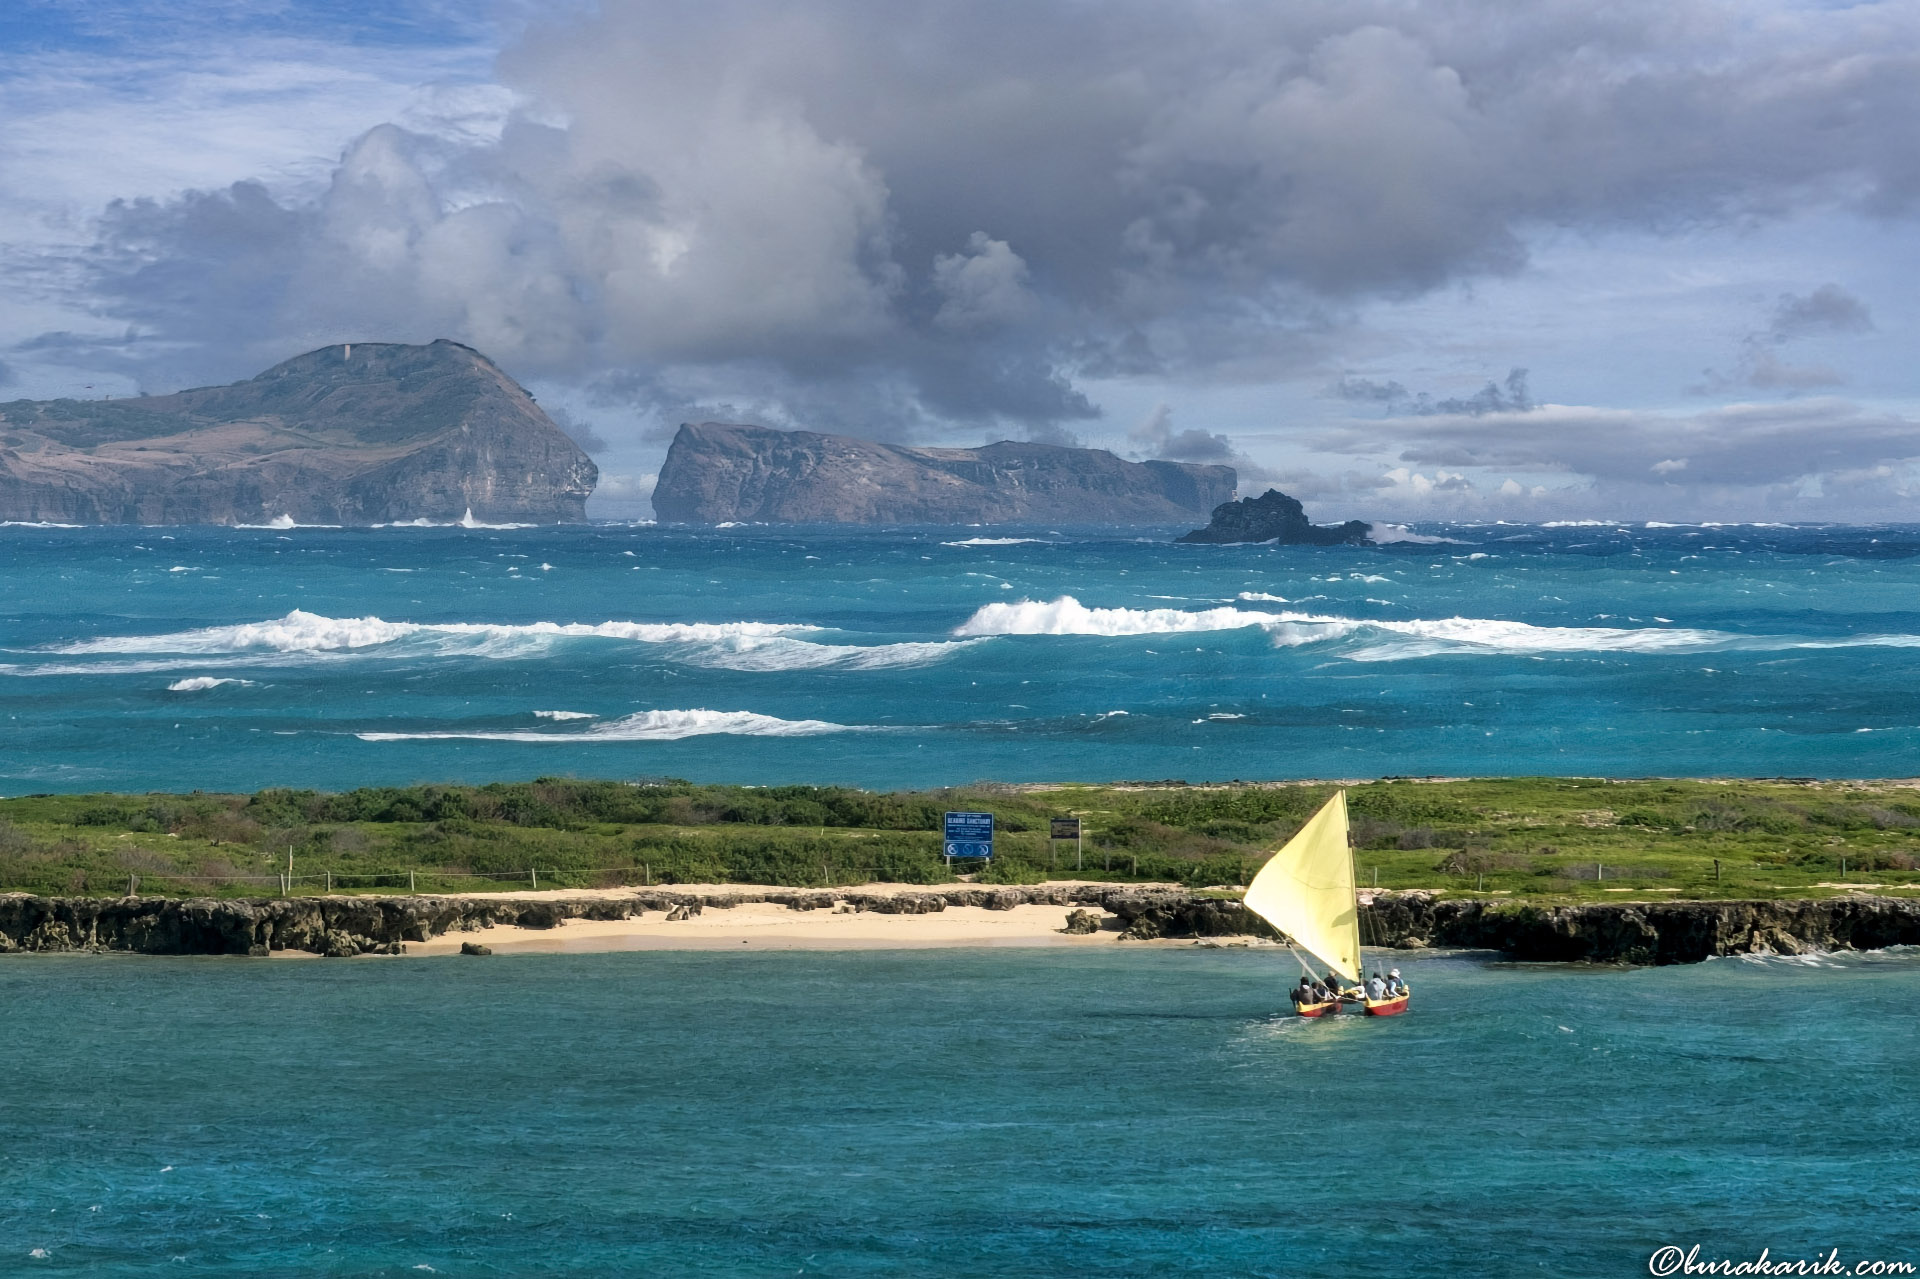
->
xmin=0 ymin=340 xmax=597 ymax=524
xmin=652 ymin=422 xmax=1236 ymax=524
xmin=6 ymin=888 xmax=1917 ymax=965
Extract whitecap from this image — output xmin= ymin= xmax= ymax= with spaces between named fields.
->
xmin=44 ymin=610 xmax=978 ymax=673
xmin=955 ymin=596 xmax=1288 ymax=637
xmin=1237 ymin=591 xmax=1289 ymax=603
xmin=941 ymin=537 xmax=1045 ymax=547
xmin=357 ymin=708 xmax=866 ymax=742
xmin=167 ymin=677 xmax=257 ymax=691
xmin=1367 ymin=523 xmax=1456 ymax=545
xmin=533 ymin=710 xmax=597 ymax=720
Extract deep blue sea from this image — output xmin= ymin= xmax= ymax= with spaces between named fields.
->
xmin=5 ymin=520 xmax=1920 ymax=792
xmin=3 ymin=947 xmax=1917 ymax=1276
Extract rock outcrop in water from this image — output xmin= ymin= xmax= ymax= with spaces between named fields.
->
xmin=652 ymin=422 xmax=1236 ymax=524
xmin=1175 ymin=488 xmax=1372 ymax=545
xmin=0 ymin=340 xmax=597 ymax=525
xmin=5 ymin=888 xmax=1918 ymax=965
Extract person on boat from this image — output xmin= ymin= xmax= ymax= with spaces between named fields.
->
xmin=1291 ymin=977 xmax=1316 ymax=1008
xmin=1323 ymin=971 xmax=1347 ymax=1000
xmin=1366 ymin=972 xmax=1387 ymax=1000
xmin=1386 ymin=968 xmax=1408 ymax=997
xmin=1308 ymin=977 xmax=1333 ymax=1004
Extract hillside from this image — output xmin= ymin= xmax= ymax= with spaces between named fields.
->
xmin=652 ymin=422 xmax=1236 ymax=523
xmin=0 ymin=340 xmax=597 ymax=524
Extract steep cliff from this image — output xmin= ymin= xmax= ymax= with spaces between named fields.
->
xmin=1176 ymin=488 xmax=1372 ymax=545
xmin=652 ymin=422 xmax=1236 ymax=523
xmin=0 ymin=341 xmax=597 ymax=524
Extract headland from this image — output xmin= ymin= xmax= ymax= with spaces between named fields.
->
xmin=0 ymin=340 xmax=596 ymax=524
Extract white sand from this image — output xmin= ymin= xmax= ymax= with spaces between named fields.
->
xmin=406 ymin=900 xmax=1122 ymax=954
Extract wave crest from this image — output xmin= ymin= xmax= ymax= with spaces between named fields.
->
xmin=49 ymin=611 xmax=974 ymax=673
xmin=357 ymin=709 xmax=864 ymax=742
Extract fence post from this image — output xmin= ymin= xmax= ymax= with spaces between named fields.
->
xmin=325 ymin=870 xmax=331 ymax=894
xmin=530 ymin=867 xmax=538 ymax=890
xmin=128 ymin=874 xmax=136 ymax=897
xmin=409 ymin=869 xmax=416 ymax=893
xmin=645 ymin=863 xmax=650 ymax=886
xmin=1597 ymin=862 xmax=1603 ymax=882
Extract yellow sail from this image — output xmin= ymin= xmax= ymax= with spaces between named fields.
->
xmin=1243 ymin=790 xmax=1362 ymax=983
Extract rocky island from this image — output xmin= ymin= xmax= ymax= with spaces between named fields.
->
xmin=1176 ymin=487 xmax=1372 ymax=544
xmin=0 ymin=340 xmax=597 ymax=525
xmin=652 ymin=421 xmax=1236 ymax=524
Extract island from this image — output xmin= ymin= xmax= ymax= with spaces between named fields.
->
xmin=1176 ymin=487 xmax=1372 ymax=544
xmin=0 ymin=340 xmax=597 ymax=525
xmin=651 ymin=421 xmax=1236 ymax=524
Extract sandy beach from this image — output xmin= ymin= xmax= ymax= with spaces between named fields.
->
xmin=405 ymin=900 xmax=1119 ymax=954
xmin=359 ymin=882 xmax=1164 ymax=955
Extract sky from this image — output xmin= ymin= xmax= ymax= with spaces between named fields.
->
xmin=3 ymin=0 xmax=1919 ymax=522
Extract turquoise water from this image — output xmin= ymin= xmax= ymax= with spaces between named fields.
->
xmin=6 ymin=521 xmax=1920 ymax=792
xmin=3 ymin=947 xmax=1917 ymax=1275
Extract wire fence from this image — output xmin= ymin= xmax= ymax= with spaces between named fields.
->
xmin=33 ymin=852 xmax=1178 ymax=898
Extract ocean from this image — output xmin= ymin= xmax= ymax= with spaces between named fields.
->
xmin=4 ymin=947 xmax=1917 ymax=1276
xmin=5 ymin=520 xmax=1920 ymax=792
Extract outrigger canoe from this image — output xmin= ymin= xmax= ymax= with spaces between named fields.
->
xmin=1363 ymin=990 xmax=1410 ymax=1017
xmin=1244 ymin=790 xmax=1413 ymax=1020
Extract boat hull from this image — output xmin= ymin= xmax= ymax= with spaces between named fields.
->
xmin=1364 ymin=993 xmax=1410 ymax=1016
xmin=1294 ymin=1000 xmax=1342 ymax=1018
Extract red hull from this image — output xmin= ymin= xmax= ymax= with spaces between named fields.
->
xmin=1294 ymin=1000 xmax=1341 ymax=1018
xmin=1364 ymin=994 xmax=1410 ymax=1016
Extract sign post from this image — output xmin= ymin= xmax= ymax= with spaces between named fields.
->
xmin=1050 ymin=817 xmax=1083 ymax=872
xmin=944 ymin=811 xmax=994 ymax=863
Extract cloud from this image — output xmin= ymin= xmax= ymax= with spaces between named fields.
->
xmin=1127 ymin=403 xmax=1236 ymax=462
xmin=546 ymin=407 xmax=607 ymax=453
xmin=1324 ymin=398 xmax=1920 ymax=489
xmin=1335 ymin=368 xmax=1531 ymax=416
xmin=18 ymin=0 xmax=1920 ymax=446
xmin=1768 ymin=284 xmax=1874 ymax=342
xmin=1692 ymin=284 xmax=1875 ymax=394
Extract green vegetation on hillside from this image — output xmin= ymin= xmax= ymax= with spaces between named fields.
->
xmin=4 ymin=776 xmax=1919 ymax=901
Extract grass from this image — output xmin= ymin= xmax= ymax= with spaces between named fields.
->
xmin=3 ymin=776 xmax=1920 ymax=902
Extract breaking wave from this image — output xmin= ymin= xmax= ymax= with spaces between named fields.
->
xmin=357 ymin=708 xmax=865 ymax=742
xmin=47 ymin=610 xmax=977 ymax=672
xmin=952 ymin=595 xmax=1920 ymax=660
xmin=942 ymin=537 xmax=1046 ymax=547
xmin=166 ymin=676 xmax=256 ymax=691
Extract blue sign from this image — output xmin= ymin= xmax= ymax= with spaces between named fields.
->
xmin=944 ymin=811 xmax=994 ymax=859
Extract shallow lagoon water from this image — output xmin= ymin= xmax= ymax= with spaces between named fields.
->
xmin=6 ymin=521 xmax=1920 ymax=791
xmin=3 ymin=947 xmax=1918 ymax=1276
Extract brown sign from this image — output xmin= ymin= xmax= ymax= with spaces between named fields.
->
xmin=1050 ymin=817 xmax=1082 ymax=839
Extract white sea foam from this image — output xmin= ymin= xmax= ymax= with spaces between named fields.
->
xmin=46 ymin=610 xmax=976 ymax=673
xmin=950 ymin=594 xmax=1920 ymax=661
xmin=357 ymin=708 xmax=863 ymax=742
xmin=166 ymin=676 xmax=257 ymax=691
xmin=534 ymin=710 xmax=597 ymax=720
xmin=1237 ymin=591 xmax=1289 ymax=603
xmin=942 ymin=537 xmax=1045 ymax=547
xmin=0 ymin=520 xmax=84 ymax=528
xmin=955 ymin=596 xmax=1287 ymax=637
xmin=1367 ymin=523 xmax=1455 ymax=545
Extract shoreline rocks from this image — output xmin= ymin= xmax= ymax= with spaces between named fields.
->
xmin=3 ymin=888 xmax=1917 ymax=965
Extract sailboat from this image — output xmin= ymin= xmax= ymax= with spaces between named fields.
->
xmin=1243 ymin=790 xmax=1410 ymax=1017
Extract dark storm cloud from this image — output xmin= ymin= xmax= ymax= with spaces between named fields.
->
xmin=43 ymin=0 xmax=1920 ymax=437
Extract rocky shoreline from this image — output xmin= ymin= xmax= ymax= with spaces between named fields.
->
xmin=3 ymin=887 xmax=1918 ymax=964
